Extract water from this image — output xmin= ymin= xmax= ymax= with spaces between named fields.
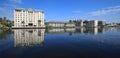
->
xmin=0 ymin=27 xmax=120 ymax=58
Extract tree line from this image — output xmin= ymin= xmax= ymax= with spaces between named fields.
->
xmin=0 ymin=17 xmax=14 ymax=27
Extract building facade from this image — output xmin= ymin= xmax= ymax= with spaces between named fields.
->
xmin=46 ymin=21 xmax=65 ymax=27
xmin=65 ymin=22 xmax=75 ymax=27
xmin=14 ymin=8 xmax=45 ymax=28
xmin=69 ymin=20 xmax=83 ymax=27
xmin=98 ymin=21 xmax=106 ymax=26
xmin=46 ymin=21 xmax=75 ymax=27
xmin=86 ymin=20 xmax=98 ymax=27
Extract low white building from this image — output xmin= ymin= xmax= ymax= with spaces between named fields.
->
xmin=13 ymin=8 xmax=45 ymax=28
xmin=47 ymin=21 xmax=65 ymax=27
xmin=65 ymin=22 xmax=75 ymax=27
xmin=46 ymin=21 xmax=75 ymax=27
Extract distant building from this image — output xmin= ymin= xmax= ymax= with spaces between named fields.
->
xmin=65 ymin=22 xmax=75 ymax=27
xmin=69 ymin=20 xmax=83 ymax=27
xmin=46 ymin=21 xmax=75 ymax=27
xmin=98 ymin=21 xmax=106 ymax=26
xmin=86 ymin=20 xmax=98 ymax=27
xmin=46 ymin=21 xmax=65 ymax=27
xmin=13 ymin=8 xmax=45 ymax=28
xmin=107 ymin=23 xmax=118 ymax=27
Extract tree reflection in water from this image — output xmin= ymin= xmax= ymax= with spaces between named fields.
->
xmin=0 ymin=29 xmax=13 ymax=40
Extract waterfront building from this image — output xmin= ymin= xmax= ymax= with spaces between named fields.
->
xmin=69 ymin=20 xmax=83 ymax=27
xmin=13 ymin=8 xmax=45 ymax=28
xmin=46 ymin=21 xmax=75 ymax=27
xmin=65 ymin=22 xmax=75 ymax=27
xmin=86 ymin=20 xmax=98 ymax=27
xmin=98 ymin=21 xmax=106 ymax=26
xmin=46 ymin=21 xmax=65 ymax=27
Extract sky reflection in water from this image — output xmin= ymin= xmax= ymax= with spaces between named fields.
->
xmin=0 ymin=27 xmax=120 ymax=58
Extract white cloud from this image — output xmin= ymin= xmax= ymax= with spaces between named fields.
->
xmin=89 ymin=6 xmax=120 ymax=16
xmin=10 ymin=0 xmax=22 ymax=4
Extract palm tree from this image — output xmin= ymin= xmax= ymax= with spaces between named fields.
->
xmin=21 ymin=21 xmax=25 ymax=27
xmin=38 ymin=20 xmax=41 ymax=26
xmin=38 ymin=20 xmax=41 ymax=22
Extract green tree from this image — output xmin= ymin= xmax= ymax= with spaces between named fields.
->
xmin=0 ymin=17 xmax=14 ymax=27
xmin=38 ymin=20 xmax=41 ymax=26
xmin=21 ymin=21 xmax=25 ymax=27
xmin=38 ymin=20 xmax=41 ymax=22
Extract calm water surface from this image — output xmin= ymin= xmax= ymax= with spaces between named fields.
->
xmin=0 ymin=27 xmax=120 ymax=58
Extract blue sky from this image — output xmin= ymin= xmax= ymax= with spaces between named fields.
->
xmin=0 ymin=0 xmax=120 ymax=23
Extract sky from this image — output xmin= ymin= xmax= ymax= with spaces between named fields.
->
xmin=0 ymin=0 xmax=120 ymax=23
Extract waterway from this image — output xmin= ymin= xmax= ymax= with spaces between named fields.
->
xmin=0 ymin=27 xmax=120 ymax=58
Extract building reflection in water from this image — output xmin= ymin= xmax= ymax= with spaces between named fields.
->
xmin=46 ymin=27 xmax=120 ymax=45
xmin=83 ymin=28 xmax=98 ymax=35
xmin=47 ymin=27 xmax=106 ymax=35
xmin=47 ymin=28 xmax=65 ymax=34
xmin=14 ymin=29 xmax=45 ymax=47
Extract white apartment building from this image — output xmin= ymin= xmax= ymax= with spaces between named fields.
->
xmin=14 ymin=8 xmax=45 ymax=28
xmin=86 ymin=20 xmax=98 ymax=27
xmin=69 ymin=20 xmax=83 ymax=27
